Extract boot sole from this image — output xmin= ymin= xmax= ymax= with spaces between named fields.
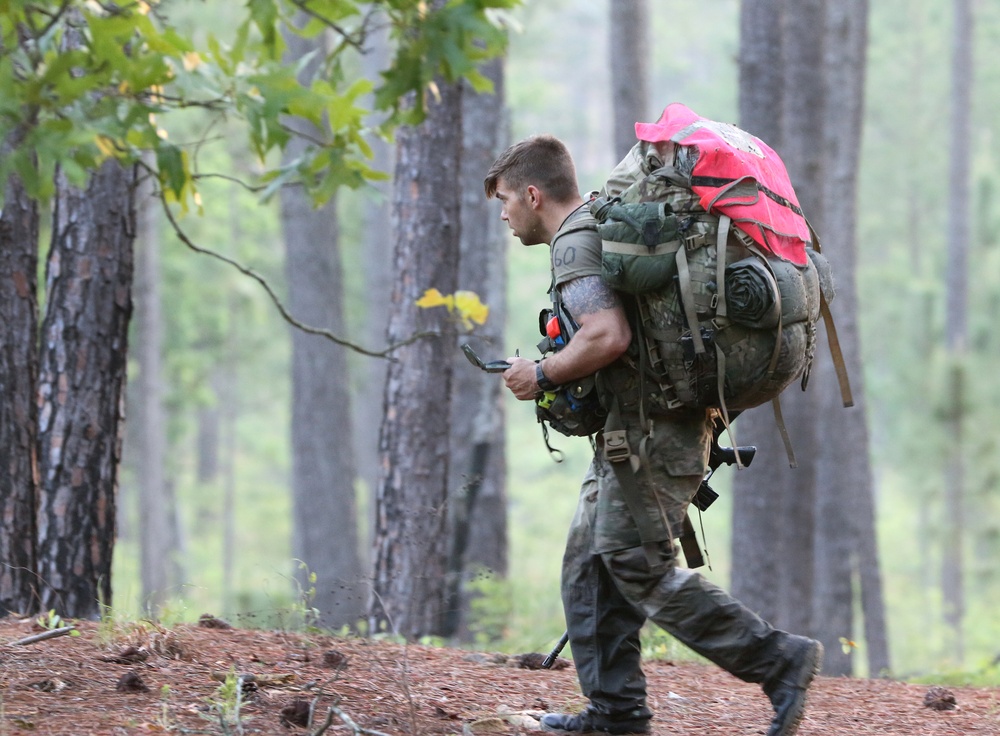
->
xmin=770 ymin=640 xmax=823 ymax=736
xmin=541 ymin=727 xmax=649 ymax=736
xmin=541 ymin=715 xmax=650 ymax=736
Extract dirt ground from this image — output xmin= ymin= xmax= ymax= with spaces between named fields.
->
xmin=0 ymin=617 xmax=997 ymax=735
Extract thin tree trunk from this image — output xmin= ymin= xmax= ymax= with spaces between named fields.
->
xmin=134 ymin=166 xmax=176 ymax=613
xmin=370 ymin=54 xmax=464 ymax=639
xmin=280 ymin=20 xmax=365 ymax=629
xmin=942 ymin=0 xmax=973 ymax=666
xmin=737 ymin=0 xmax=783 ymax=147
xmin=0 ymin=166 xmax=40 ymax=616
xmin=357 ymin=22 xmax=393 ymax=572
xmin=609 ymin=0 xmax=650 ymax=161
xmin=770 ymin=1 xmax=827 ymax=638
xmin=219 ymin=362 xmax=237 ymax=613
xmin=444 ymin=57 xmax=509 ymax=642
xmin=812 ymin=0 xmax=887 ymax=678
xmin=731 ymin=0 xmax=789 ymax=626
xmin=36 ymin=160 xmax=136 ymax=618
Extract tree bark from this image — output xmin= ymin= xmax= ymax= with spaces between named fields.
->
xmin=609 ymin=0 xmax=650 ymax=161
xmin=812 ymin=0 xmax=888 ymax=678
xmin=444 ymin=57 xmax=509 ymax=642
xmin=357 ymin=21 xmax=394 ymax=572
xmin=280 ymin=20 xmax=365 ymax=629
xmin=370 ymin=61 xmax=464 ymax=640
xmin=736 ymin=0 xmax=885 ymax=677
xmin=941 ymin=0 xmax=973 ymax=665
xmin=36 ymin=159 xmax=137 ymax=618
xmin=770 ymin=0 xmax=826 ymax=639
xmin=737 ymin=0 xmax=783 ymax=147
xmin=731 ymin=0 xmax=787 ymax=626
xmin=134 ymin=165 xmax=178 ymax=613
xmin=0 ymin=168 xmax=40 ymax=616
xmin=733 ymin=0 xmax=826 ymax=633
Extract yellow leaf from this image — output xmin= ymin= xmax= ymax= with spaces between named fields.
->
xmin=839 ymin=637 xmax=858 ymax=655
xmin=415 ymin=288 xmax=452 ymax=309
xmin=453 ymin=290 xmax=489 ymax=326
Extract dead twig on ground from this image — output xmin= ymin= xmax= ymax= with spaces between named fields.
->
xmin=9 ymin=626 xmax=77 ymax=646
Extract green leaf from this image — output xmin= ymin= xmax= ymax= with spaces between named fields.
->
xmin=247 ymin=0 xmax=281 ymax=57
xmin=156 ymin=143 xmax=188 ymax=199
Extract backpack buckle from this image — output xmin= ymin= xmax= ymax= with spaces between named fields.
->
xmin=603 ymin=430 xmax=632 ymax=463
xmin=684 ymin=233 xmax=707 ymax=251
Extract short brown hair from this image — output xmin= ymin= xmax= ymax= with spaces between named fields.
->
xmin=484 ymin=135 xmax=580 ymax=203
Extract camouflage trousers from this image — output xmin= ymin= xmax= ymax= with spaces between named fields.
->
xmin=560 ymin=409 xmax=793 ymax=715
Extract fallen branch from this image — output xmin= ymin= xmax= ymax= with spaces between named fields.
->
xmin=311 ymin=705 xmax=392 ymax=736
xmin=10 ymin=626 xmax=76 ymax=646
xmin=209 ymin=671 xmax=296 ymax=687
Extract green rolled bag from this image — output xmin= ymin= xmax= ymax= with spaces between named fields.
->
xmin=593 ymin=197 xmax=718 ymax=296
xmin=590 ymin=193 xmax=833 ymax=412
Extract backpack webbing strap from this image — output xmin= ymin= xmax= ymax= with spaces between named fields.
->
xmin=679 ymin=514 xmax=705 ymax=569
xmin=819 ymin=293 xmax=854 ymax=408
xmin=674 ymin=245 xmax=705 ymax=354
xmin=771 ymin=395 xmax=798 ymax=468
xmin=714 ymin=215 xmax=730 ymax=322
xmin=805 ymin=220 xmax=853 ymax=409
xmin=708 ymin=215 xmax=748 ymax=468
xmin=603 ymin=400 xmax=671 ymax=573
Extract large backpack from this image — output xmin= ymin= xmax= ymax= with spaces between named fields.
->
xmin=592 ymin=104 xmax=852 ymax=464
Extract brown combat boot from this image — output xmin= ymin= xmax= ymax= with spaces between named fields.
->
xmin=540 ymin=706 xmax=651 ymax=735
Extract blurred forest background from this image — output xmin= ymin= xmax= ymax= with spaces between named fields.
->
xmin=4 ymin=0 xmax=999 ymax=685
xmin=116 ymin=0 xmax=1000 ymax=678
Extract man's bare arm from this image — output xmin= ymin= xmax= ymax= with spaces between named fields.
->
xmin=560 ymin=274 xmax=623 ymax=317
xmin=503 ymin=276 xmax=631 ymax=400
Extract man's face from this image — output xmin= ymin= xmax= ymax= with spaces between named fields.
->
xmin=494 ymin=178 xmax=544 ymax=246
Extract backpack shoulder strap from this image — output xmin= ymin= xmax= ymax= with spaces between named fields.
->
xmin=806 ymin=223 xmax=854 ymax=408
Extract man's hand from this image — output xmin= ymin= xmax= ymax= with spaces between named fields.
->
xmin=502 ymin=356 xmax=540 ymax=400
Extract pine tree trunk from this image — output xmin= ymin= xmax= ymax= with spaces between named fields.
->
xmin=370 ymin=69 xmax=464 ymax=640
xmin=280 ymin=20 xmax=364 ymax=629
xmin=731 ymin=0 xmax=793 ymax=627
xmin=444 ymin=57 xmax=509 ymax=641
xmin=0 ymin=168 xmax=40 ymax=616
xmin=357 ymin=23 xmax=393 ymax=573
xmin=134 ymin=167 xmax=176 ymax=613
xmin=36 ymin=160 xmax=136 ymax=618
xmin=609 ymin=0 xmax=650 ymax=161
xmin=942 ymin=0 xmax=973 ymax=665
xmin=812 ymin=0 xmax=888 ymax=677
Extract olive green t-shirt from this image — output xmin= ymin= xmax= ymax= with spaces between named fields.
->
xmin=550 ymin=205 xmax=602 ymax=288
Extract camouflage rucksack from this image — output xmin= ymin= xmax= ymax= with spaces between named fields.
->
xmin=592 ymin=108 xmax=852 ymax=463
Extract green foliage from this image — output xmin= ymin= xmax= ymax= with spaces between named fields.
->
xmin=374 ymin=0 xmax=518 ymax=124
xmin=203 ymin=667 xmax=252 ymax=732
xmin=465 ymin=567 xmax=514 ymax=645
xmin=0 ymin=0 xmax=517 ymax=208
xmin=857 ymin=0 xmax=1000 ymax=675
xmin=640 ymin=623 xmax=701 ymax=664
xmin=34 ymin=609 xmax=80 ymax=636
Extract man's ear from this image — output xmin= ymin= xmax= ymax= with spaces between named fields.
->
xmin=525 ymin=184 xmax=542 ymax=209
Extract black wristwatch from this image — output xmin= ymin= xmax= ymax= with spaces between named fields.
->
xmin=536 ymin=362 xmax=558 ymax=391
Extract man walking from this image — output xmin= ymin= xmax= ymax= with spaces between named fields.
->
xmin=484 ymin=133 xmax=822 ymax=736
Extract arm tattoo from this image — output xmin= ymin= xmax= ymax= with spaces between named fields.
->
xmin=559 ymin=275 xmax=622 ymax=318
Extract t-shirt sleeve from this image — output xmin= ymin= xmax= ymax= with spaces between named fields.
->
xmin=551 ymin=226 xmax=602 ymax=288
